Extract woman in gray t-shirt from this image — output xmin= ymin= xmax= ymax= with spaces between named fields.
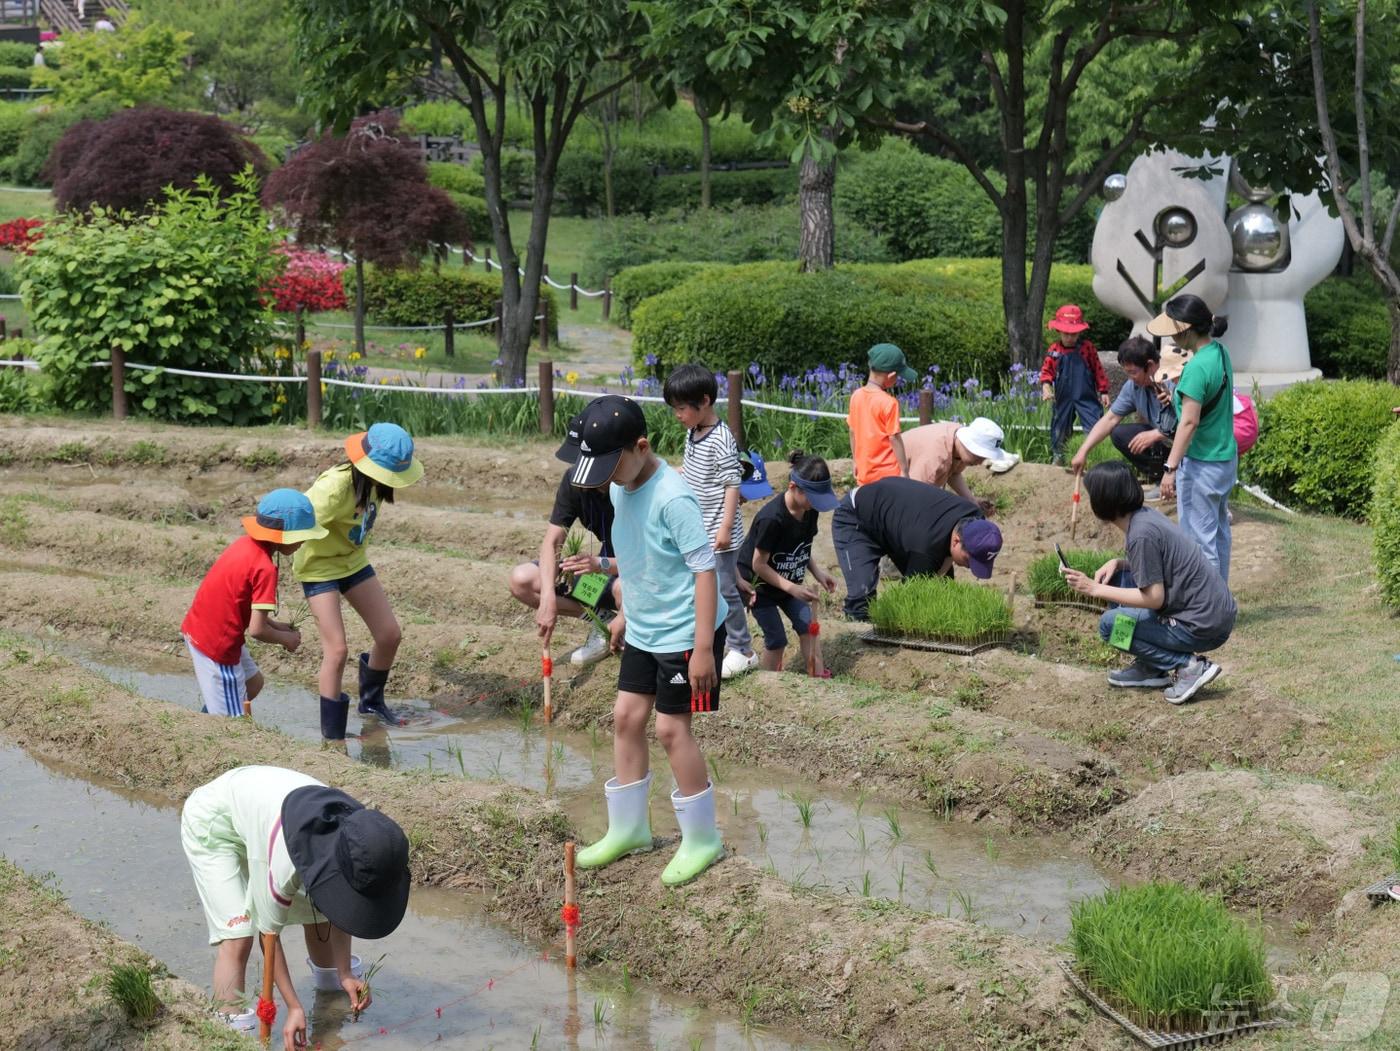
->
xmin=1060 ymin=462 xmax=1236 ymax=705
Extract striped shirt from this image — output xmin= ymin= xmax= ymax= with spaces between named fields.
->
xmin=681 ymin=421 xmax=745 ymax=551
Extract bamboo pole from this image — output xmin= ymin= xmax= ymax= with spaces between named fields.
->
xmin=1070 ymin=473 xmax=1082 ymax=540
xmin=806 ymin=617 xmax=819 ymax=678
xmin=564 ymin=842 xmax=578 ymax=969
xmin=542 ymin=649 xmax=553 ymax=723
xmin=242 ymin=699 xmax=252 ymax=719
xmin=258 ymin=932 xmax=276 ymax=1045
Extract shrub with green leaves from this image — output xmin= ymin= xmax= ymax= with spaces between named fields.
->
xmin=1026 ymin=549 xmax=1119 ymax=602
xmin=0 ymin=41 xmax=37 ymax=69
xmin=867 ymin=576 xmax=1013 ymax=643
xmin=612 ymin=262 xmax=719 ymax=328
xmin=1373 ymin=420 xmax=1400 ymax=607
xmin=581 ymin=202 xmax=889 ymax=286
xmin=1246 ymin=379 xmax=1399 ymax=518
xmin=1070 ymin=882 xmax=1274 ymax=1031
xmin=1303 ymin=274 xmax=1392 ymax=379
xmin=19 ymin=172 xmax=285 ymax=422
xmin=632 ymin=257 xmax=1129 ymax=382
xmin=358 ymin=265 xmax=557 ymax=336
xmin=426 ymin=161 xmax=485 ymax=197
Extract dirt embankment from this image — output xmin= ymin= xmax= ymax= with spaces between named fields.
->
xmin=0 ymin=857 xmax=256 ymax=1051
xmin=0 ymin=641 xmax=1124 ymax=1050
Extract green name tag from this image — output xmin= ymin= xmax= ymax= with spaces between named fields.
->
xmin=571 ymin=572 xmax=609 ymax=608
xmin=1108 ymin=612 xmax=1137 ymax=651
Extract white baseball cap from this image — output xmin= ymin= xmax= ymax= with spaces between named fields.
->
xmin=956 ymin=417 xmax=1009 ymax=463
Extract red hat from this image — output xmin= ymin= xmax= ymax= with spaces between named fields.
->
xmin=1047 ymin=304 xmax=1090 ymax=334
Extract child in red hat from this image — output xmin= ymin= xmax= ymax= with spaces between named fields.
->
xmin=1040 ymin=304 xmax=1111 ymax=466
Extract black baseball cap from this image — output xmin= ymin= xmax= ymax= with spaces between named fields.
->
xmin=570 ymin=395 xmax=647 ymax=488
xmin=282 ymin=786 xmax=411 ymax=940
xmin=555 ymin=410 xmax=587 ymax=464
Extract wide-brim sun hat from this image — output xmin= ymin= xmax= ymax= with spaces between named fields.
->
xmin=1047 ymin=304 xmax=1090 ymax=334
xmin=956 ymin=417 xmax=1010 ymax=464
xmin=242 ymin=488 xmax=329 ymax=544
xmin=282 ymin=786 xmax=411 ymax=941
xmin=1145 ymin=311 xmax=1194 ymax=338
xmin=346 ymin=422 xmax=424 ymax=488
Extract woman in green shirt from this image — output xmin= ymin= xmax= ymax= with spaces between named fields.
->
xmin=1147 ymin=295 xmax=1238 ymax=582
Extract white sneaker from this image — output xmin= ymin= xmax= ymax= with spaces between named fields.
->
xmin=569 ymin=622 xmax=611 ymax=666
xmin=987 ymin=451 xmax=1022 ymax=474
xmin=720 ymin=649 xmax=759 ymax=679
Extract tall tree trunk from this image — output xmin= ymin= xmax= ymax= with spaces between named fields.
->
xmin=797 ymin=138 xmax=835 ymax=272
xmin=353 ymin=256 xmax=366 ymax=357
xmin=1387 ymin=298 xmax=1400 ymax=384
xmin=995 ymin=2 xmax=1037 ymax=365
xmin=697 ymin=98 xmax=712 ymax=210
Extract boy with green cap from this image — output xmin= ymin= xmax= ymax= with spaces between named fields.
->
xmin=568 ymin=394 xmax=727 ymax=886
xmin=847 ymin=342 xmax=917 ymax=485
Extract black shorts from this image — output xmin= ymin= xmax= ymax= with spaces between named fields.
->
xmin=617 ymin=626 xmax=725 ymax=715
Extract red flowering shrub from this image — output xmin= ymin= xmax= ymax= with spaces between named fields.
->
xmin=0 ymin=217 xmax=43 ymax=254
xmin=264 ymin=246 xmax=347 ymax=313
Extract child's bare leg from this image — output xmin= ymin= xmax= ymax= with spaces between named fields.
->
xmin=309 ymin=592 xmax=348 ymax=698
xmin=507 ymin=563 xmax=589 ymax=618
xmin=344 ymin=575 xmax=402 ymax=670
xmin=613 ymin=691 xmax=653 ymax=785
xmin=245 ymin=672 xmax=265 ymax=702
xmin=760 ymin=647 xmax=783 ymax=671
xmin=655 ymin=712 xmax=707 ymax=796
xmin=212 ymin=936 xmax=253 ymax=1010
xmin=303 ymin=922 xmax=351 ymax=969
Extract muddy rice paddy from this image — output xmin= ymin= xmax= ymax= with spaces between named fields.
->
xmin=2 ymin=416 xmax=1399 ymax=1049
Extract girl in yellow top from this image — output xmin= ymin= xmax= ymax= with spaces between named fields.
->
xmin=295 ymin=423 xmax=423 ymax=739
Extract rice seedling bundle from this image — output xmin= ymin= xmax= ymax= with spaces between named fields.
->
xmin=1069 ymin=882 xmax=1274 ymax=1032
xmin=866 ymin=576 xmax=1012 ymax=643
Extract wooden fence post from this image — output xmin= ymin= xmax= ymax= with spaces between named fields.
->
xmin=463 ymin=241 xmax=471 ymax=267
xmin=919 ymin=388 xmax=933 ymax=426
xmin=602 ymin=277 xmax=612 ymax=321
xmin=569 ymin=272 xmax=578 ymax=311
xmin=110 ymin=346 xmax=127 ymax=420
xmin=11 ymin=328 xmax=20 ymax=340
xmin=306 ymin=348 xmax=322 ymax=429
xmin=0 ymin=317 xmax=8 ymax=340
xmin=726 ymin=369 xmax=744 ymax=450
xmin=443 ymin=306 xmax=455 ymax=358
xmin=538 ymin=359 xmax=554 ymax=434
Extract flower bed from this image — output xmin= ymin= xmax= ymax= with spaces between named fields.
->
xmin=0 ymin=216 xmax=43 ymax=255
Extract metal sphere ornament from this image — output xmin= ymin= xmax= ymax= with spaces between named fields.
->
xmin=1102 ymin=173 xmax=1127 ymax=202
xmin=1227 ymin=202 xmax=1291 ymax=271
xmin=1156 ymin=207 xmax=1197 ymax=247
xmin=1229 ymin=162 xmax=1274 ymax=204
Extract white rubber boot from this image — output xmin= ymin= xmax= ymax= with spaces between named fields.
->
xmin=306 ymin=953 xmax=364 ymax=992
xmin=661 ymin=781 xmax=724 ymax=886
xmin=220 ymin=1009 xmax=257 ymax=1033
xmin=576 ymin=773 xmax=653 ymax=869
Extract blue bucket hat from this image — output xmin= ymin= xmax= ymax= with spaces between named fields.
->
xmin=346 ymin=423 xmax=424 ymax=488
xmin=242 ymin=488 xmax=328 ymax=544
xmin=739 ymin=451 xmax=774 ymax=500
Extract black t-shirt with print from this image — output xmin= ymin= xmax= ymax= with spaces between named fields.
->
xmin=738 ymin=492 xmax=817 ymax=601
xmin=548 ymin=468 xmax=614 ymax=556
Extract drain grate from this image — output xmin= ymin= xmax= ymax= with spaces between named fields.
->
xmin=1363 ymin=873 xmax=1400 ymax=906
xmin=1059 ymin=961 xmax=1286 ymax=1050
xmin=858 ymin=629 xmax=1012 ymax=656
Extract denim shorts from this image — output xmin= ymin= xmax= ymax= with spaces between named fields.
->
xmin=301 ymin=563 xmax=376 ymax=598
xmin=752 ymin=590 xmax=813 ymax=652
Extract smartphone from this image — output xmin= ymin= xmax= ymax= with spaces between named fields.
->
xmin=1055 ymin=542 xmax=1069 ymax=568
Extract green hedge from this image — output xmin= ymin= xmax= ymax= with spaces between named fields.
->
xmin=0 ymin=42 xmax=37 ymax=68
xmin=0 ymin=68 xmax=32 ymax=90
xmin=1304 ymin=275 xmax=1392 ymax=379
xmin=358 ymin=265 xmax=557 ymax=337
xmin=0 ymin=101 xmax=32 ymax=161
xmin=445 ymin=190 xmax=488 ymax=240
xmin=1373 ymin=421 xmax=1400 ymax=607
xmin=1247 ymin=379 xmax=1400 ymax=518
xmin=612 ymin=262 xmax=720 ymax=328
xmin=426 ymin=161 xmax=485 ymax=197
xmin=556 ymin=144 xmax=794 ymax=216
xmin=631 ymin=257 xmax=1128 ymax=381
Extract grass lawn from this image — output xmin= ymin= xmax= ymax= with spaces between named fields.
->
xmin=0 ymin=186 xmax=52 ymax=225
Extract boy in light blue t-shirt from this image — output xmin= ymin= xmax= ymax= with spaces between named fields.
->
xmin=567 ymin=394 xmax=727 ymax=887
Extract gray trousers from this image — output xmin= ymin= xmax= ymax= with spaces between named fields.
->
xmin=832 ymin=496 xmax=882 ymax=621
xmin=714 ymin=548 xmax=753 ymax=653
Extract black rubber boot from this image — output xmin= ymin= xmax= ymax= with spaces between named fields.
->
xmin=319 ymin=692 xmax=349 ymax=740
xmin=357 ymin=652 xmax=403 ymax=726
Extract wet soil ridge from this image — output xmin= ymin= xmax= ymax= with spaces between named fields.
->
xmin=0 ymin=857 xmax=256 ymax=1050
xmin=0 ymin=643 xmax=1121 ymax=1048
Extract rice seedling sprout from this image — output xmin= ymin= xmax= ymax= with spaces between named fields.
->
xmin=1026 ymin=549 xmax=1120 ymax=603
xmin=107 ymin=963 xmax=160 ymax=1023
xmin=866 ymin=576 xmax=1012 ymax=643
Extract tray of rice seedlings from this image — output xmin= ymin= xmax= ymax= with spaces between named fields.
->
xmin=1362 ymin=820 xmax=1400 ymax=905
xmin=1027 ymin=549 xmax=1119 ymax=612
xmin=1064 ymin=882 xmax=1283 ymax=1049
xmin=862 ymin=576 xmax=1014 ymax=655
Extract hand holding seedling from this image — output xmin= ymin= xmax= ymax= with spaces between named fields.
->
xmin=975 ymin=498 xmax=996 ymax=517
xmin=788 ymin=582 xmax=819 ymax=603
xmin=812 ymin=567 xmax=837 ymax=594
xmin=344 ymin=974 xmax=371 ymax=1016
xmin=737 ymin=576 xmax=757 ymax=608
xmin=559 ymin=553 xmax=597 ymax=576
xmin=281 ymin=628 xmax=301 ymax=654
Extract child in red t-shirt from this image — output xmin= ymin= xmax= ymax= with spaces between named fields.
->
xmin=1040 ymin=304 xmax=1111 ymax=465
xmin=181 ymin=490 xmax=327 ymax=717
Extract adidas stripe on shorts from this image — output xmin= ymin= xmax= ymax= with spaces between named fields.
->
xmin=617 ymin=626 xmax=725 ymax=715
xmin=184 ymin=634 xmax=260 ymax=717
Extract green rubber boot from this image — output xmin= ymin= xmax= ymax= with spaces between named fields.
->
xmin=576 ymin=773 xmax=653 ymax=870
xmin=661 ymin=781 xmax=724 ymax=886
